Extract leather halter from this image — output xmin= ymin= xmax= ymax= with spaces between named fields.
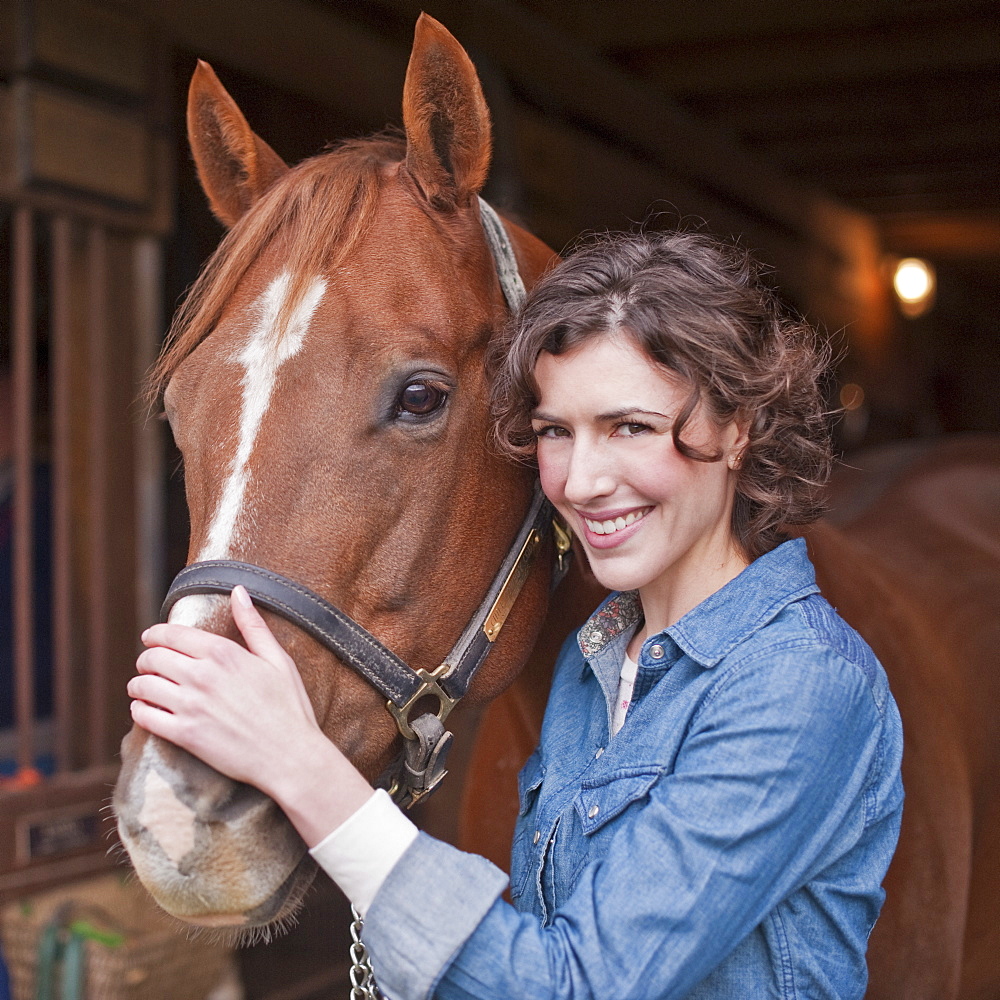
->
xmin=161 ymin=198 xmax=572 ymax=808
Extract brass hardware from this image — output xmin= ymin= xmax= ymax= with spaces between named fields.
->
xmin=552 ymin=516 xmax=572 ymax=575
xmin=387 ymin=663 xmax=460 ymax=741
xmin=482 ymin=529 xmax=542 ymax=642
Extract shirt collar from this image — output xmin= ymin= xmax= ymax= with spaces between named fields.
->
xmin=577 ymin=537 xmax=820 ymax=671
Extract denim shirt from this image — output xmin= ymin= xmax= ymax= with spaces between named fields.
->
xmin=363 ymin=538 xmax=904 ymax=1000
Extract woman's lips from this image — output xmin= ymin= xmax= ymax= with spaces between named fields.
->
xmin=577 ymin=506 xmax=652 ymax=549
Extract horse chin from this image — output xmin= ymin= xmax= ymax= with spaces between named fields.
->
xmin=169 ymin=852 xmax=321 ymax=947
xmin=113 ymin=732 xmax=318 ymax=939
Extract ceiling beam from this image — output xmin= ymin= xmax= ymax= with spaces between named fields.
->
xmin=107 ymin=0 xmax=408 ymax=125
xmin=881 ymin=213 xmax=1000 ymax=261
xmin=683 ymin=70 xmax=1000 ymax=144
xmin=515 ymin=0 xmax=994 ymax=53
xmin=624 ymin=11 xmax=1000 ymax=94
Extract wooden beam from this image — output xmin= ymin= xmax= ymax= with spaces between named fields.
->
xmin=517 ymin=0 xmax=988 ymax=53
xmin=625 ymin=11 xmax=1000 ymax=94
xmin=106 ymin=0 xmax=407 ymax=127
xmin=881 ymin=213 xmax=1000 ymax=261
xmin=682 ymin=70 xmax=1000 ymax=143
xmin=762 ymin=122 xmax=1000 ymax=173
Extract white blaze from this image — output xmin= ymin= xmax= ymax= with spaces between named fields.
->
xmin=168 ymin=272 xmax=327 ymax=627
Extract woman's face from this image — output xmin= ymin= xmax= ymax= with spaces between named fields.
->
xmin=532 ymin=332 xmax=747 ymax=613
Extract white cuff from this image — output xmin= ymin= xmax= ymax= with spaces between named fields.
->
xmin=308 ymin=788 xmax=419 ymax=918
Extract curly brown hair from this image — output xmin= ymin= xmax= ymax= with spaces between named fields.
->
xmin=490 ymin=230 xmax=834 ymax=561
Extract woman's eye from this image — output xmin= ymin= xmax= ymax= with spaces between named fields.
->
xmin=397 ymin=380 xmax=448 ymax=418
xmin=533 ymin=424 xmax=569 ymax=439
xmin=616 ymin=422 xmax=650 ymax=437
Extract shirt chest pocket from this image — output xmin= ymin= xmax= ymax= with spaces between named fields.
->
xmin=509 ymin=751 xmax=546 ymax=903
xmin=550 ymin=768 xmax=663 ymax=901
xmin=575 ymin=768 xmax=663 ymax=834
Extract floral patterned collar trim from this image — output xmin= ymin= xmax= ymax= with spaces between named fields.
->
xmin=577 ymin=590 xmax=643 ymax=658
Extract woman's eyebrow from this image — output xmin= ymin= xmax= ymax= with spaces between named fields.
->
xmin=597 ymin=407 xmax=671 ymax=422
xmin=531 ymin=407 xmax=673 ymax=424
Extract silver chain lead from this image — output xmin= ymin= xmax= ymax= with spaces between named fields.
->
xmin=349 ymin=906 xmax=383 ymax=1000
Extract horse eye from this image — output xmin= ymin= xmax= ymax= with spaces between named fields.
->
xmin=397 ymin=380 xmax=448 ymax=418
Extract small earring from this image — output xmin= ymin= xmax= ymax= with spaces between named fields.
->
xmin=729 ymin=450 xmax=745 ymax=470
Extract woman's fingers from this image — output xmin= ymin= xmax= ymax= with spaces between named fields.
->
xmin=229 ymin=587 xmax=319 ymax=723
xmin=128 ymin=672 xmax=181 ymax=713
xmin=230 ymin=587 xmax=291 ymax=665
xmin=135 ymin=644 xmax=198 ymax=680
xmin=142 ymin=621 xmax=234 ymax=660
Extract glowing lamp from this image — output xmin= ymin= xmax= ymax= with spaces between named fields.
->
xmin=893 ymin=258 xmax=935 ymax=317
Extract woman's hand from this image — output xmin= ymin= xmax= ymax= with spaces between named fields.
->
xmin=127 ymin=586 xmax=374 ymax=845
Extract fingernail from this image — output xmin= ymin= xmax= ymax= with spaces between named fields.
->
xmin=234 ymin=585 xmax=253 ymax=608
xmin=141 ymin=628 xmax=150 ymax=642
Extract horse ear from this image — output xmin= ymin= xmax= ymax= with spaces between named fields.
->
xmin=187 ymin=60 xmax=289 ymax=228
xmin=402 ymin=14 xmax=492 ymax=211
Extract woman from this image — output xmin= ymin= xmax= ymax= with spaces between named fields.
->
xmin=128 ymin=231 xmax=903 ymax=999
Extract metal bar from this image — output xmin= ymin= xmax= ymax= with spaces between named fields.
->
xmin=12 ymin=207 xmax=36 ymax=773
xmin=86 ymin=225 xmax=109 ymax=767
xmin=50 ymin=215 xmax=74 ymax=774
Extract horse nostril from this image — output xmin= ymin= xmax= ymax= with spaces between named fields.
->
xmin=205 ymin=779 xmax=276 ymax=824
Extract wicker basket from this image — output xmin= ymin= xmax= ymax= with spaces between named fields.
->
xmin=1 ymin=873 xmax=234 ymax=1000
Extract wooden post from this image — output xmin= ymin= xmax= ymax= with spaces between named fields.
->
xmin=12 ymin=207 xmax=36 ymax=775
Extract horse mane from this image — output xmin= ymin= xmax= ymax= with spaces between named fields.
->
xmin=149 ymin=133 xmax=407 ymax=401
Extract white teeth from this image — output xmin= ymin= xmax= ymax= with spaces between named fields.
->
xmin=584 ymin=508 xmax=648 ymax=535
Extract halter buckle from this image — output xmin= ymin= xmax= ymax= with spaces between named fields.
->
xmin=387 ymin=663 xmax=459 ymax=741
xmin=552 ymin=515 xmax=572 ymax=576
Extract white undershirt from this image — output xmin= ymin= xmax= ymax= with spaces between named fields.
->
xmin=309 ymin=788 xmax=418 ymax=917
xmin=612 ymin=652 xmax=639 ymax=736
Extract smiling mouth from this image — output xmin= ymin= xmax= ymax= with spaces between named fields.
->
xmin=582 ymin=508 xmax=651 ymax=535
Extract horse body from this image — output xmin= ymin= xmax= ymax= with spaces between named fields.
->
xmin=112 ymin=13 xmax=1000 ymax=997
xmin=820 ymin=436 xmax=1000 ymax=999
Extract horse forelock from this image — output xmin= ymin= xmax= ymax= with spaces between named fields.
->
xmin=149 ymin=133 xmax=407 ymax=404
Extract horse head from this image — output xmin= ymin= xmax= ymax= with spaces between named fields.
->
xmin=113 ymin=14 xmax=557 ymax=932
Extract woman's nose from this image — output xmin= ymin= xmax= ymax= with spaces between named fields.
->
xmin=563 ymin=440 xmax=616 ymax=505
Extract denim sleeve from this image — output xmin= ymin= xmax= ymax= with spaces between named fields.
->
xmin=362 ymin=644 xmax=884 ymax=1000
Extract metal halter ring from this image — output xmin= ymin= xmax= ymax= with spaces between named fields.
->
xmin=386 ymin=663 xmax=460 ymax=741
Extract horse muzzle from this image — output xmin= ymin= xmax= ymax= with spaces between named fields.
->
xmin=113 ymin=729 xmax=315 ymax=927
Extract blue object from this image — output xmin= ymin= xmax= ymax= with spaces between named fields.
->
xmin=0 ymin=935 xmax=12 ymax=1000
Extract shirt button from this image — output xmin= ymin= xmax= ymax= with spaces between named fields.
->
xmin=533 ymin=830 xmax=540 ymax=844
xmin=588 ymin=804 xmax=599 ymax=819
xmin=649 ymin=643 xmax=665 ymax=659
xmin=595 ymin=747 xmax=604 ymax=758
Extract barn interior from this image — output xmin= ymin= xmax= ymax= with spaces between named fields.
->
xmin=1 ymin=1 xmax=997 ymax=998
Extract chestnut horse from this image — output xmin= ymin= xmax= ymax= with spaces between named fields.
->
xmin=112 ymin=14 xmax=1000 ymax=998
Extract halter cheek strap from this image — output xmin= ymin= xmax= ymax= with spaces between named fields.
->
xmin=159 ymin=199 xmax=571 ymax=808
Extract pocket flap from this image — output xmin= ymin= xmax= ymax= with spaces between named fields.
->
xmin=575 ymin=769 xmax=660 ymax=834
xmin=517 ymin=751 xmax=545 ymax=816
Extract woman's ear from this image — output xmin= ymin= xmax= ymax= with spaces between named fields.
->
xmin=727 ymin=417 xmax=751 ymax=470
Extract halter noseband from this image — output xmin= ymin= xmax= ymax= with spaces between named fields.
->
xmin=160 ymin=199 xmax=571 ymax=808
